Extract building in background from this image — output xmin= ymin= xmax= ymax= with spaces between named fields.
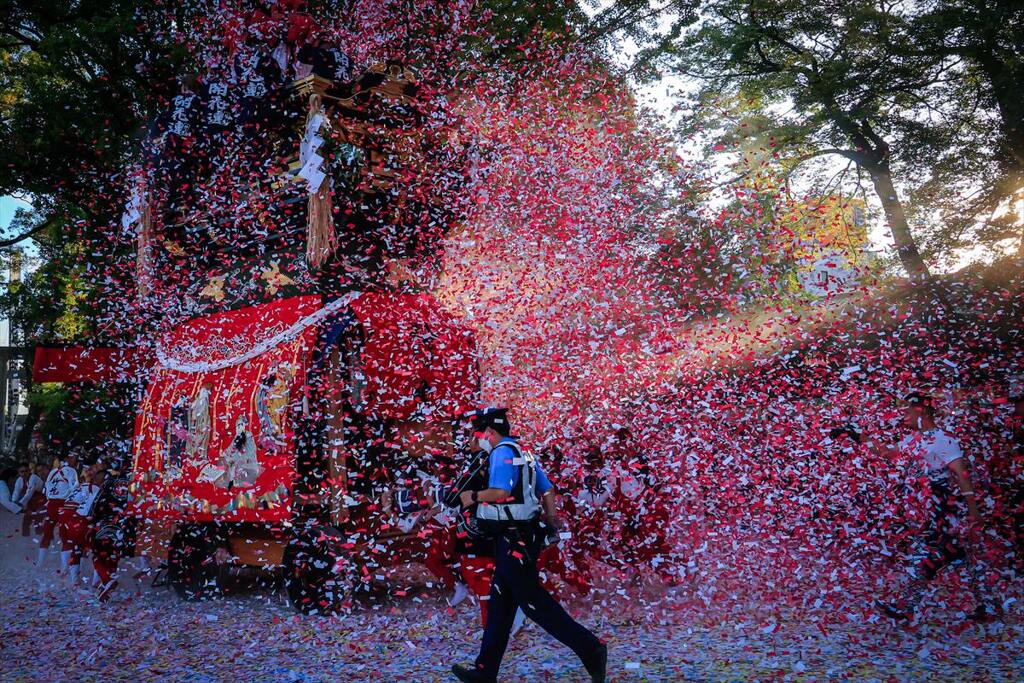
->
xmin=785 ymin=195 xmax=873 ymax=298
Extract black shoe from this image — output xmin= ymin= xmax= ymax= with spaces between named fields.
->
xmin=581 ymin=643 xmax=607 ymax=683
xmin=451 ymin=663 xmax=495 ymax=683
xmin=875 ymin=599 xmax=911 ymax=621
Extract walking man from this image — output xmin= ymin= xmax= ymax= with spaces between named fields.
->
xmin=872 ymin=392 xmax=998 ymax=621
xmin=451 ymin=408 xmax=606 ymax=683
xmin=13 ymin=462 xmax=45 ymax=537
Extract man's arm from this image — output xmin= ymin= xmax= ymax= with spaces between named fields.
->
xmin=16 ymin=484 xmax=33 ymax=508
xmin=865 ymin=438 xmax=898 ymax=458
xmin=460 ymin=487 xmax=510 ymax=507
xmin=947 ymin=458 xmax=981 ymax=526
xmin=0 ymin=484 xmax=21 ymax=514
xmin=459 ymin=488 xmax=562 ymax=527
xmin=460 ymin=445 xmax=515 ymax=507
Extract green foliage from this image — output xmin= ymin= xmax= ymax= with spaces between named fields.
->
xmin=0 ymin=208 xmax=91 ymax=343
xmin=589 ymin=0 xmax=1024 ymax=273
xmin=0 ymin=1 xmax=188 ymax=207
xmin=28 ymin=381 xmax=134 ymax=461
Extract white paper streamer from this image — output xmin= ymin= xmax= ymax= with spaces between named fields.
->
xmin=156 ymin=291 xmax=361 ymax=373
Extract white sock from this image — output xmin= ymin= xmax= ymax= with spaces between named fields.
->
xmin=60 ymin=550 xmax=72 ymax=571
xmin=69 ymin=564 xmax=80 ymax=584
xmin=36 ymin=548 xmax=47 ymax=567
xmin=92 ymin=569 xmax=101 ymax=587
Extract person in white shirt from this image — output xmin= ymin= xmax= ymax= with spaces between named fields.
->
xmin=13 ymin=462 xmax=45 ymax=537
xmin=58 ymin=464 xmax=104 ymax=588
xmin=38 ymin=452 xmax=79 ymax=570
xmin=870 ymin=392 xmax=998 ymax=622
xmin=0 ymin=467 xmax=22 ymax=514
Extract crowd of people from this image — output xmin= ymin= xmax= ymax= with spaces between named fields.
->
xmin=0 ymin=452 xmax=136 ymax=603
xmin=0 ymin=386 xmax=1021 ymax=627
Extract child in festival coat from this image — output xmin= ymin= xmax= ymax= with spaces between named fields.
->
xmin=57 ymin=464 xmax=104 ymax=587
xmin=38 ymin=453 xmax=78 ymax=570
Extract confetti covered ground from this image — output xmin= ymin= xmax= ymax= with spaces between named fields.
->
xmin=3 ymin=515 xmax=1023 ymax=683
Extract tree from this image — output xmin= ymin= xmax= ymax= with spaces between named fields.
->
xmin=0 ymin=1 xmax=190 ymax=456
xmin=0 ymin=1 xmax=186 ymax=222
xmin=584 ymin=0 xmax=1021 ymax=279
xmin=900 ymin=0 xmax=1024 ymax=254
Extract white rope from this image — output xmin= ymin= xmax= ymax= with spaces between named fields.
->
xmin=156 ymin=291 xmax=362 ymax=373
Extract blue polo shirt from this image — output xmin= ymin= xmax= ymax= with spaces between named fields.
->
xmin=488 ymin=437 xmax=553 ymax=494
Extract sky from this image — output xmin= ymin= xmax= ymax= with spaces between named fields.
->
xmin=0 ymin=195 xmax=40 ymax=269
xmin=0 ymin=195 xmax=32 ymax=232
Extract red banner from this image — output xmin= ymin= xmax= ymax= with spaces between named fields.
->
xmin=128 ymin=292 xmax=478 ymax=523
xmin=33 ymin=346 xmax=144 ymax=383
xmin=130 ymin=296 xmax=322 ymax=522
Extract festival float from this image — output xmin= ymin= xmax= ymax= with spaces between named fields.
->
xmin=35 ymin=27 xmax=479 ymax=613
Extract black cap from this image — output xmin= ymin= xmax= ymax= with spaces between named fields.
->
xmin=469 ymin=407 xmax=509 ymax=433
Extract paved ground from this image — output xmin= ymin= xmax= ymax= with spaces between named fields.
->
xmin=2 ymin=514 xmax=1023 ymax=682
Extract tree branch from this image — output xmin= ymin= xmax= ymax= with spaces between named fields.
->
xmin=0 ymin=222 xmax=49 ymax=248
xmin=786 ymin=148 xmax=868 ymax=172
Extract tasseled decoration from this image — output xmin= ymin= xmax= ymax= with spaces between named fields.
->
xmin=305 ymin=93 xmax=336 ymax=269
xmin=129 ymin=179 xmax=153 ymax=298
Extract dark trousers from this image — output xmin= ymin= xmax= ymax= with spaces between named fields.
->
xmin=918 ymin=482 xmax=966 ymax=580
xmin=896 ymin=478 xmax=990 ymax=610
xmin=474 ymin=525 xmax=602 ymax=680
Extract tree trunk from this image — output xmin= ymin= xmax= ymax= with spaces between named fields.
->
xmin=868 ymin=166 xmax=932 ymax=281
xmin=972 ymin=53 xmax=1024 ymax=255
xmin=975 ymin=54 xmax=1024 ymax=176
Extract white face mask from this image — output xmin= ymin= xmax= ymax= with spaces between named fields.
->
xmin=478 ymin=437 xmax=493 ymax=453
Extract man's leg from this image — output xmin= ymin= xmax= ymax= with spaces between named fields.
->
xmin=58 ymin=508 xmax=76 ymax=577
xmin=62 ymin=514 xmax=89 ymax=586
xmin=21 ymin=496 xmax=37 ymax=537
xmin=38 ymin=500 xmax=60 ymax=565
xmin=892 ymin=527 xmax=964 ymax=612
xmin=459 ymin=556 xmax=495 ymax=628
xmin=499 ymin=531 xmax=602 ymax=660
xmin=425 ymin=525 xmax=458 ymax=590
xmin=472 ymin=544 xmax=519 ymax=681
xmin=92 ymin=541 xmax=115 ymax=585
xmin=92 ymin=540 xmax=120 ymax=601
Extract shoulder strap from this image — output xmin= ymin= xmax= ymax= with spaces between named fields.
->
xmin=497 ymin=440 xmax=527 ymax=462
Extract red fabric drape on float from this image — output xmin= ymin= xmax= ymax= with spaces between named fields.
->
xmin=128 ymin=292 xmax=478 ymax=523
xmin=130 ymin=295 xmax=322 ymax=522
xmin=350 ymin=291 xmax=479 ymax=422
